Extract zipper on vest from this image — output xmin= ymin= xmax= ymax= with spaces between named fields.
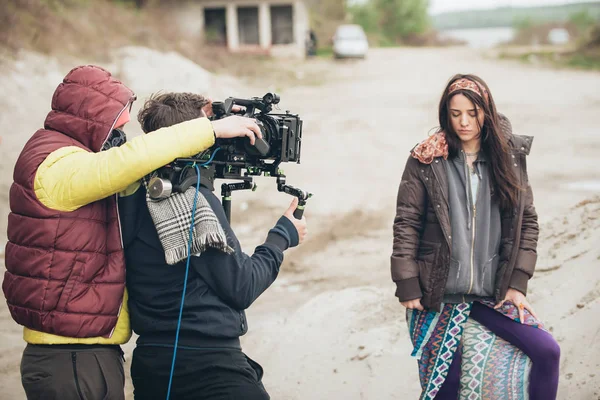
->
xmin=467 ymin=203 xmax=476 ymax=294
xmin=108 ymin=101 xmax=130 ymax=248
xmin=110 ymin=193 xmax=125 ymax=339
xmin=102 ymin=102 xmax=131 ymax=149
xmin=71 ymin=352 xmax=85 ymax=400
xmin=108 ymin=104 xmax=131 ymax=338
xmin=466 ymin=159 xmax=477 ymax=295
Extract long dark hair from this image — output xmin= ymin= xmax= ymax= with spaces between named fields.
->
xmin=438 ymin=74 xmax=519 ymax=210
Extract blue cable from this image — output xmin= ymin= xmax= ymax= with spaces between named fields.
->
xmin=166 ymin=148 xmax=220 ymax=400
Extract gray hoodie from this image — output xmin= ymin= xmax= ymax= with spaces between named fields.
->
xmin=443 ymin=150 xmax=501 ymax=303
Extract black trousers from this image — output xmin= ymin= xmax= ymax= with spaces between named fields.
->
xmin=20 ymin=344 xmax=125 ymax=400
xmin=131 ymin=346 xmax=270 ymax=400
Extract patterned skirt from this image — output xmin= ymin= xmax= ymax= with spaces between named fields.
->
xmin=406 ymin=300 xmax=545 ymax=400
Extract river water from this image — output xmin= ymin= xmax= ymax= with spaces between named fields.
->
xmin=439 ymin=26 xmax=516 ymax=48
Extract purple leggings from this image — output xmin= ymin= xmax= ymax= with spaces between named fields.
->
xmin=435 ymin=301 xmax=560 ymax=400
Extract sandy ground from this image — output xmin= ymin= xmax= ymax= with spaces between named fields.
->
xmin=0 ymin=46 xmax=599 ymax=399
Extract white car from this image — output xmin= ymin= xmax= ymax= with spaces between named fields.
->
xmin=333 ymin=24 xmax=369 ymax=59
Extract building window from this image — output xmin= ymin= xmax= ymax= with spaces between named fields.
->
xmin=204 ymin=8 xmax=227 ymax=45
xmin=271 ymin=5 xmax=294 ymax=45
xmin=238 ymin=7 xmax=260 ymax=45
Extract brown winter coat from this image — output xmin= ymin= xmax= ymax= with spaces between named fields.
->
xmin=391 ymin=124 xmax=539 ymax=312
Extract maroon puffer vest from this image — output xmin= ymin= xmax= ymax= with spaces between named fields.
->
xmin=3 ymin=65 xmax=136 ymax=338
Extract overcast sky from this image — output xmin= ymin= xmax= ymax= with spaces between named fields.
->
xmin=428 ymin=0 xmax=593 ymax=14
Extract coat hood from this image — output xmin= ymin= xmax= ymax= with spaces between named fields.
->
xmin=44 ymin=65 xmax=136 ymax=152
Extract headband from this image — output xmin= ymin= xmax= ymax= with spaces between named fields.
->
xmin=448 ymin=78 xmax=489 ymax=103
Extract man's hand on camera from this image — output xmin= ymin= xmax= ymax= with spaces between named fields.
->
xmin=211 ymin=116 xmax=262 ymax=146
xmin=283 ymin=197 xmax=307 ymax=245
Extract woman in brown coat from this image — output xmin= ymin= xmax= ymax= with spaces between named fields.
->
xmin=391 ymin=74 xmax=560 ymax=399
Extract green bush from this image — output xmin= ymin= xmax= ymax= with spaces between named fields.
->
xmin=348 ymin=0 xmax=430 ymax=45
xmin=569 ymin=10 xmax=597 ymax=33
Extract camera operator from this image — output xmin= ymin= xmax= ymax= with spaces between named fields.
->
xmin=3 ymin=65 xmax=262 ymax=400
xmin=120 ymin=92 xmax=307 ymax=400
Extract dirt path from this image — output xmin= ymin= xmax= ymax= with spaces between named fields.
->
xmin=0 ymin=47 xmax=599 ymax=399
xmin=235 ymin=47 xmax=600 ymax=400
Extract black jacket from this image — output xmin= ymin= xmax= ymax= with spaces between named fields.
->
xmin=119 ymin=182 xmax=297 ymax=347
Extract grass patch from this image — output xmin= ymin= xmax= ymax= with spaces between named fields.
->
xmin=499 ymin=49 xmax=600 ymax=71
xmin=315 ymin=46 xmax=334 ymax=58
xmin=565 ymin=53 xmax=600 ymax=70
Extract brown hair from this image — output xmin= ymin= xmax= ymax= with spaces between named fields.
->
xmin=438 ymin=74 xmax=519 ymax=210
xmin=137 ymin=92 xmax=210 ymax=133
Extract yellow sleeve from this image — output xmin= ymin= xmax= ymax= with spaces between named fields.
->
xmin=35 ymin=118 xmax=215 ymax=212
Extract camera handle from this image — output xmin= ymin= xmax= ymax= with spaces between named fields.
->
xmin=221 ymin=180 xmax=255 ymax=223
xmin=276 ymin=176 xmax=312 ymax=219
xmin=220 ymin=176 xmax=311 ymax=223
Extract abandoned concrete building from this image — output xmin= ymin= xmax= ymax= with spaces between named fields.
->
xmin=195 ymin=1 xmax=309 ymax=58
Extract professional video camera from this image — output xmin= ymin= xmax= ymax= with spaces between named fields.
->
xmin=147 ymin=93 xmax=311 ymax=220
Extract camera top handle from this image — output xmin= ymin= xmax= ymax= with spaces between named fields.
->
xmin=212 ymin=93 xmax=280 ymax=118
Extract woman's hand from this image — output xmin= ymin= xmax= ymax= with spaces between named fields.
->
xmin=494 ymin=288 xmax=539 ymax=322
xmin=401 ymin=298 xmax=424 ymax=311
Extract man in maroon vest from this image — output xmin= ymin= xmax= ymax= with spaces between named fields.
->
xmin=3 ymin=65 xmax=262 ymax=399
